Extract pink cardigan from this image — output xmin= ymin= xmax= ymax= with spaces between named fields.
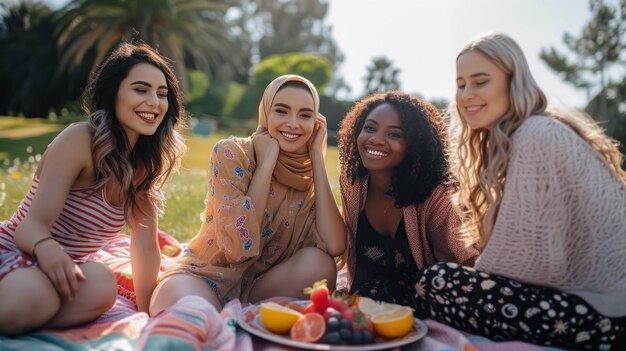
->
xmin=340 ymin=174 xmax=479 ymax=287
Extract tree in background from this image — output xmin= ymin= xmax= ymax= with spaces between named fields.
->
xmin=253 ymin=53 xmax=332 ymax=92
xmin=427 ymin=97 xmax=451 ymax=113
xmin=211 ymin=52 xmax=332 ymax=122
xmin=0 ymin=0 xmax=352 ymax=122
xmin=233 ymin=0 xmax=348 ymax=96
xmin=186 ymin=70 xmax=211 ymax=105
xmin=0 ymin=1 xmax=79 ymax=117
xmin=540 ymin=0 xmax=625 ymax=148
xmin=55 ymin=0 xmax=245 ymax=91
xmin=363 ymin=56 xmax=401 ymax=95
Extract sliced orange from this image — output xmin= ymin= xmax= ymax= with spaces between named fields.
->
xmin=259 ymin=302 xmax=303 ymax=334
xmin=290 ymin=313 xmax=326 ymax=343
xmin=370 ymin=306 xmax=414 ymax=338
xmin=358 ymin=296 xmax=402 ymax=317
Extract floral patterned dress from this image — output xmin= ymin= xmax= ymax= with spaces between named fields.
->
xmin=349 ymin=210 xmax=418 ymax=306
xmin=160 ymin=137 xmax=326 ymax=304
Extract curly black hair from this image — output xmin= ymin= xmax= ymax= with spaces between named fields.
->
xmin=337 ymin=91 xmax=451 ymax=208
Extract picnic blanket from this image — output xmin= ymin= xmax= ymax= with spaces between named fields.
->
xmin=0 ymin=234 xmax=562 ymax=351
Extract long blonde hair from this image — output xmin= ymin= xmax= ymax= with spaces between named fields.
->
xmin=83 ymin=43 xmax=187 ymax=226
xmin=450 ymin=32 xmax=626 ymax=250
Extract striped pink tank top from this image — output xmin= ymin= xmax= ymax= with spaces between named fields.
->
xmin=0 ymin=177 xmax=126 ymax=259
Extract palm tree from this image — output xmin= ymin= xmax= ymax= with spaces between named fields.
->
xmin=56 ymin=0 xmax=244 ymax=90
xmin=363 ymin=56 xmax=401 ymax=95
xmin=0 ymin=1 xmax=74 ymax=116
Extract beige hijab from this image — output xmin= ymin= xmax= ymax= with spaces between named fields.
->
xmin=257 ymin=75 xmax=320 ymax=192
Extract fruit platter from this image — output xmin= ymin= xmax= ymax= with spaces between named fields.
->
xmin=238 ymin=280 xmax=428 ymax=350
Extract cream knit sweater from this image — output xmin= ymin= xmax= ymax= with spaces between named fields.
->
xmin=475 ymin=115 xmax=626 ymax=317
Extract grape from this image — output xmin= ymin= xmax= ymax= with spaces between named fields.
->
xmin=351 ymin=330 xmax=364 ymax=344
xmin=339 ymin=328 xmax=352 ymax=341
xmin=322 ymin=331 xmax=341 ymax=344
xmin=327 ymin=317 xmax=340 ymax=331
xmin=339 ymin=319 xmax=352 ymax=329
xmin=362 ymin=330 xmax=373 ymax=344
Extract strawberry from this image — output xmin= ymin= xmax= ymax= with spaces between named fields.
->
xmin=303 ymin=303 xmax=319 ymax=314
xmin=304 ymin=279 xmax=329 ymax=312
xmin=340 ymin=306 xmax=355 ymax=322
xmin=328 ymin=298 xmax=350 ymax=312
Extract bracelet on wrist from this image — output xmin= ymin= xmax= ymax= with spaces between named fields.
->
xmin=30 ymin=236 xmax=56 ymax=259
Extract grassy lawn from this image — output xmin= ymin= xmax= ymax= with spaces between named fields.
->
xmin=0 ymin=117 xmax=66 ymax=161
xmin=0 ymin=117 xmax=341 ymax=242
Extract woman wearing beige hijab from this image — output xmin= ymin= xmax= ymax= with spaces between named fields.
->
xmin=149 ymin=75 xmax=346 ymax=314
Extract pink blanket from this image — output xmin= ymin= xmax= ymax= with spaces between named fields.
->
xmin=0 ymin=234 xmax=562 ymax=351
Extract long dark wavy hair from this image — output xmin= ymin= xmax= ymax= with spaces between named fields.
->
xmin=82 ymin=42 xmax=186 ymax=225
xmin=338 ymin=91 xmax=450 ymax=207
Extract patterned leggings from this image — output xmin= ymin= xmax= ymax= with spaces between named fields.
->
xmin=413 ymin=263 xmax=626 ymax=350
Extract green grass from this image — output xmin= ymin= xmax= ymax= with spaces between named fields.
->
xmin=0 ymin=117 xmax=66 ymax=161
xmin=0 ymin=117 xmax=341 ymax=242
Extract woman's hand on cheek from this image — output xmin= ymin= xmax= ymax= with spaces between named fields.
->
xmin=253 ymin=126 xmax=279 ymax=170
xmin=309 ymin=113 xmax=327 ymax=159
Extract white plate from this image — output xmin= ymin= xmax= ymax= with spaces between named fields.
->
xmin=238 ymin=301 xmax=428 ymax=350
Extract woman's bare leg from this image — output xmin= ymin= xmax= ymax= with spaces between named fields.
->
xmin=149 ymin=273 xmax=221 ymax=316
xmin=248 ymin=247 xmax=336 ymax=303
xmin=0 ymin=267 xmax=61 ymax=335
xmin=45 ymin=261 xmax=117 ymax=329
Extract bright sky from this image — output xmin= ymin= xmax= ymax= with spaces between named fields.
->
xmin=46 ymin=0 xmax=596 ymax=108
xmin=327 ymin=0 xmax=592 ymax=108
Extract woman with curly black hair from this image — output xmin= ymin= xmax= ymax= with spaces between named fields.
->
xmin=337 ymin=91 xmax=478 ymax=307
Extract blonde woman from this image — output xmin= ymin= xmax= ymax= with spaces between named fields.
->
xmin=0 ymin=43 xmax=186 ymax=335
xmin=150 ymin=75 xmax=346 ymax=316
xmin=414 ymin=33 xmax=626 ymax=350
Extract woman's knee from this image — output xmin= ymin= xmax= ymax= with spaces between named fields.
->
xmin=0 ymin=268 xmax=61 ymax=335
xmin=295 ymin=247 xmax=337 ymax=289
xmin=78 ymin=262 xmax=117 ymax=312
xmin=150 ymin=274 xmax=221 ymax=316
